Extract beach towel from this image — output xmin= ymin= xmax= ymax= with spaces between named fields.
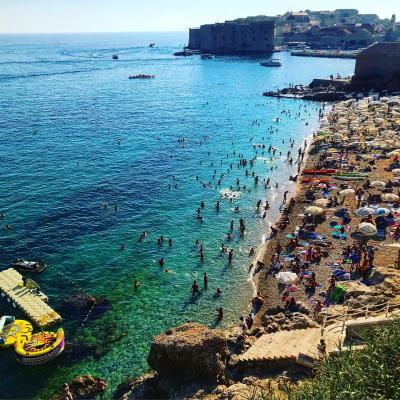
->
xmin=331 ymin=285 xmax=347 ymax=302
xmin=332 ymin=232 xmax=347 ymax=240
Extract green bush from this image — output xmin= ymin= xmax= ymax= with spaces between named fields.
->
xmin=248 ymin=318 xmax=400 ymax=400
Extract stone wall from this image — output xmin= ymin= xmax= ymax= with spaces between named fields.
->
xmin=188 ymin=21 xmax=275 ymax=53
xmin=354 ymin=42 xmax=400 ymax=81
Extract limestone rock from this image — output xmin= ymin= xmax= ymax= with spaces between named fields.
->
xmin=265 ymin=323 xmax=280 ymax=333
xmin=262 ymin=312 xmax=318 ymax=331
xmin=147 ymin=323 xmax=229 ymax=381
xmin=53 ymin=375 xmax=107 ymax=400
xmin=341 ymin=281 xmax=372 ymax=299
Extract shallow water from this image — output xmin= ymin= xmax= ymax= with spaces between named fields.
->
xmin=0 ymin=32 xmax=355 ymax=398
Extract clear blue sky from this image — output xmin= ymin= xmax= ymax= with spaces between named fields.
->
xmin=1 ymin=0 xmax=399 ymax=34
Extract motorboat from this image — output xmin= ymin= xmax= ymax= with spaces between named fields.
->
xmin=173 ymin=50 xmax=193 ymax=56
xmin=201 ymin=54 xmax=214 ymax=60
xmin=260 ymin=58 xmax=282 ymax=67
xmin=173 ymin=49 xmax=201 ymax=57
xmin=8 ymin=259 xmax=46 ymax=273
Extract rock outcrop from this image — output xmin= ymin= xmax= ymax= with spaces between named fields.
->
xmin=262 ymin=312 xmax=319 ymax=333
xmin=53 ymin=375 xmax=107 ymax=400
xmin=147 ymin=323 xmax=229 ymax=381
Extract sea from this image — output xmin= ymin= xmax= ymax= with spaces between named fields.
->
xmin=0 ymin=32 xmax=355 ymax=399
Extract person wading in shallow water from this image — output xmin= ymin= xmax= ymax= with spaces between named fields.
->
xmin=228 ymin=249 xmax=233 ymax=265
xmin=191 ymin=280 xmax=199 ymax=297
xmin=203 ymin=272 xmax=208 ymax=288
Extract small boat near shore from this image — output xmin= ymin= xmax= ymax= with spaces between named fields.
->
xmin=301 ymin=177 xmax=331 ymax=184
xmin=303 ymin=169 xmax=337 ymax=175
xmin=333 ymin=175 xmax=366 ymax=181
xmin=201 ymin=54 xmax=214 ymax=60
xmin=173 ymin=49 xmax=201 ymax=57
xmin=7 ymin=259 xmax=46 ymax=273
xmin=260 ymin=58 xmax=282 ymax=67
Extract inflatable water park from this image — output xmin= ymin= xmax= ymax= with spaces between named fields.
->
xmin=0 ymin=268 xmax=64 ymax=365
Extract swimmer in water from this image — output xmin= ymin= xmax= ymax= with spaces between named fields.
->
xmin=139 ymin=231 xmax=147 ymax=241
xmin=158 ymin=258 xmax=165 ymax=267
xmin=134 ymin=279 xmax=141 ymax=291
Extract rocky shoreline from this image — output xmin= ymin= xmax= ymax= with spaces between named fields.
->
xmin=56 ymin=96 xmax=400 ymax=399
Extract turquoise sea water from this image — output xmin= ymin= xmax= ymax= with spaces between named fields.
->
xmin=0 ymin=32 xmax=355 ymax=399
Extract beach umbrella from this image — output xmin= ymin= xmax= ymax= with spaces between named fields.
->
xmin=355 ymin=207 xmax=374 ymax=217
xmin=370 ymin=181 xmax=386 ymax=188
xmin=392 ymin=169 xmax=400 ymax=175
xmin=382 ymin=193 xmax=400 ymax=202
xmin=305 ymin=206 xmax=324 ymax=216
xmin=339 ymin=188 xmax=355 ymax=196
xmin=315 ymin=198 xmax=329 ymax=206
xmin=358 ymin=222 xmax=377 ymax=237
xmin=276 ymin=272 xmax=299 ymax=285
xmin=374 ymin=208 xmax=391 ymax=216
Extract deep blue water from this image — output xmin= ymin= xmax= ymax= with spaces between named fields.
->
xmin=0 ymin=32 xmax=355 ymax=399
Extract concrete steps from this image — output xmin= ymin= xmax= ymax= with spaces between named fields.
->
xmin=237 ymin=312 xmax=400 ymax=370
xmin=238 ymin=328 xmax=323 ymax=364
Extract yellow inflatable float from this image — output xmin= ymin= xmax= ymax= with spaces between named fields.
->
xmin=15 ymin=328 xmax=64 ymax=365
xmin=1 ymin=315 xmax=64 ymax=365
xmin=0 ymin=316 xmax=33 ymax=348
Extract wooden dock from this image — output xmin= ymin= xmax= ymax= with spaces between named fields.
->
xmin=0 ymin=268 xmax=61 ymax=328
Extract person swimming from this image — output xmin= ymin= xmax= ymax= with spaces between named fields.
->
xmin=165 ymin=269 xmax=175 ymax=274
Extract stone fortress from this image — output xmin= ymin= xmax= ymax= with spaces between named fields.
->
xmin=188 ymin=9 xmax=400 ymax=54
xmin=188 ymin=20 xmax=275 ymax=54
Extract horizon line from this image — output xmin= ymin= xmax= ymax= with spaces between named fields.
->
xmin=0 ymin=30 xmax=188 ymax=35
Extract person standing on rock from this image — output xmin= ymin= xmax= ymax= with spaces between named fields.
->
xmin=62 ymin=383 xmax=73 ymax=400
xmin=245 ymin=313 xmax=253 ymax=329
xmin=239 ymin=316 xmax=248 ymax=335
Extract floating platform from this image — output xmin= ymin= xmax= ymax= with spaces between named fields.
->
xmin=0 ymin=268 xmax=61 ymax=328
